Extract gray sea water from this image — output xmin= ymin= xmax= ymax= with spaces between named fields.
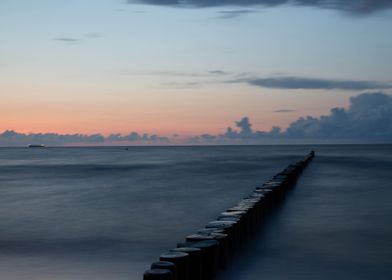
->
xmin=0 ymin=145 xmax=391 ymax=280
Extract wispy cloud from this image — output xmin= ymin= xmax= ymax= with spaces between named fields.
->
xmin=161 ymin=81 xmax=203 ymax=89
xmin=208 ymin=70 xmax=229 ymax=75
xmin=216 ymin=9 xmax=259 ymax=19
xmin=53 ymin=34 xmax=103 ymax=44
xmin=127 ymin=0 xmax=392 ymax=15
xmin=122 ymin=69 xmax=230 ymax=88
xmin=229 ymin=76 xmax=392 ymax=91
xmin=274 ymin=109 xmax=296 ymax=113
xmin=124 ymin=70 xmax=229 ymax=77
xmin=53 ymin=37 xmax=80 ymax=44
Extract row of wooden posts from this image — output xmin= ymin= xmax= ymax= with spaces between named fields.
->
xmin=143 ymin=151 xmax=315 ymax=280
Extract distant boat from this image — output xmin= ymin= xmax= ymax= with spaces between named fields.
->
xmin=28 ymin=144 xmax=45 ymax=148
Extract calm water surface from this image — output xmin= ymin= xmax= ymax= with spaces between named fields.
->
xmin=0 ymin=145 xmax=391 ymax=280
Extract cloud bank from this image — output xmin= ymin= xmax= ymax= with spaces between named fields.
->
xmin=2 ymin=92 xmax=391 ymax=146
xmin=191 ymin=92 xmax=392 ymax=143
xmin=0 ymin=131 xmax=169 ymax=146
xmin=229 ymin=76 xmax=392 ymax=91
xmin=285 ymin=92 xmax=392 ymax=139
xmin=128 ymin=0 xmax=392 ymax=15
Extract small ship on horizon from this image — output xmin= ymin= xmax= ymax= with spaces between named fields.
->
xmin=27 ymin=144 xmax=45 ymax=148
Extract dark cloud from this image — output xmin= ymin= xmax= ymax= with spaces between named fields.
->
xmin=0 ymin=131 xmax=168 ymax=146
xmin=234 ymin=117 xmax=253 ymax=136
xmin=0 ymin=131 xmax=103 ymax=146
xmin=274 ymin=109 xmax=296 ymax=112
xmin=190 ymin=116 xmax=282 ymax=143
xmin=284 ymin=92 xmax=392 ymax=139
xmin=208 ymin=70 xmax=229 ymax=75
xmin=54 ymin=34 xmax=103 ymax=44
xmin=53 ymin=37 xmax=80 ymax=43
xmin=216 ymin=9 xmax=258 ymax=19
xmin=107 ymin=132 xmax=168 ymax=142
xmin=229 ymin=76 xmax=392 ymax=90
xmin=190 ymin=92 xmax=392 ymax=143
xmin=128 ymin=0 xmax=392 ymax=15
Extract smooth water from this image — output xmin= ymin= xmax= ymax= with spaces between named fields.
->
xmin=0 ymin=145 xmax=391 ymax=280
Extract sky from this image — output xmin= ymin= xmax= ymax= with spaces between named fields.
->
xmin=1 ymin=0 xmax=392 ymax=145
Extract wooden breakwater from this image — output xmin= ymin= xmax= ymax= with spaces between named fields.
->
xmin=143 ymin=151 xmax=315 ymax=280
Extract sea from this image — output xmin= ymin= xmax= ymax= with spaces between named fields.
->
xmin=0 ymin=145 xmax=391 ymax=280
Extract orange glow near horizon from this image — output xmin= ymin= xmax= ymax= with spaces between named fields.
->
xmin=0 ymin=84 xmax=352 ymax=137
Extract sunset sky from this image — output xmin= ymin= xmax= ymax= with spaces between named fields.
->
xmin=1 ymin=0 xmax=392 ymax=144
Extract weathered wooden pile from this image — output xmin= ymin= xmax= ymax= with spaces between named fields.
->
xmin=143 ymin=151 xmax=315 ymax=280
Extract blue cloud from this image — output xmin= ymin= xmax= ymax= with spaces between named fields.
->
xmin=53 ymin=37 xmax=80 ymax=44
xmin=229 ymin=76 xmax=392 ymax=91
xmin=128 ymin=0 xmax=392 ymax=15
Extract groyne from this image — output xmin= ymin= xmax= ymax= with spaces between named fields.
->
xmin=143 ymin=151 xmax=315 ymax=280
